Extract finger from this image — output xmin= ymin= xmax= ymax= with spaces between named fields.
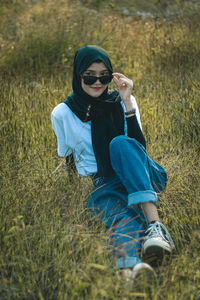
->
xmin=113 ymin=76 xmax=119 ymax=84
xmin=112 ymin=72 xmax=127 ymax=79
xmin=118 ymin=78 xmax=132 ymax=88
xmin=113 ymin=76 xmax=119 ymax=89
xmin=120 ymin=81 xmax=127 ymax=88
xmin=113 ymin=76 xmax=127 ymax=89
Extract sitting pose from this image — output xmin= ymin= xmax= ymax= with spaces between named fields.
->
xmin=51 ymin=45 xmax=175 ymax=279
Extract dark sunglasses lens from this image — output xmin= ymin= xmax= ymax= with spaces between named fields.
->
xmin=82 ymin=75 xmax=113 ymax=85
xmin=83 ymin=76 xmax=96 ymax=85
xmin=99 ymin=75 xmax=113 ymax=84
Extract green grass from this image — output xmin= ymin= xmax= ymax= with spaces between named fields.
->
xmin=0 ymin=0 xmax=200 ymax=299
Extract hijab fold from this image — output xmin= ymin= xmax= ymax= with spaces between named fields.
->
xmin=64 ymin=45 xmax=125 ymax=177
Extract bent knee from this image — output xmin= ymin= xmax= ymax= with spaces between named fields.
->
xmin=110 ymin=135 xmax=142 ymax=153
xmin=110 ymin=135 xmax=125 ymax=147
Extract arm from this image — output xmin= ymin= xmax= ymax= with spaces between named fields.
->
xmin=51 ymin=107 xmax=72 ymax=157
xmin=126 ymin=115 xmax=146 ymax=148
xmin=113 ymin=73 xmax=146 ymax=148
xmin=51 ymin=108 xmax=77 ymax=173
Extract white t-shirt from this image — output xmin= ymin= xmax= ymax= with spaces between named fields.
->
xmin=51 ymin=95 xmax=142 ymax=177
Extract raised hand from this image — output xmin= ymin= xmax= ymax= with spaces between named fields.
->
xmin=112 ymin=72 xmax=133 ymax=104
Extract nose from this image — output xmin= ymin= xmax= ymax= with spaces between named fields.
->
xmin=95 ymin=78 xmax=101 ymax=84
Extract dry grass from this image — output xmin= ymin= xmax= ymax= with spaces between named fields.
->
xmin=0 ymin=0 xmax=200 ymax=299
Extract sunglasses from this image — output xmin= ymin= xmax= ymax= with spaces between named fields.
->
xmin=82 ymin=74 xmax=113 ymax=85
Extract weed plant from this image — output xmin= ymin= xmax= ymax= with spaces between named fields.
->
xmin=0 ymin=0 xmax=200 ymax=299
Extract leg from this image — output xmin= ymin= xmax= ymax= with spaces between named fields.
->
xmin=109 ymin=136 xmax=174 ymax=262
xmin=141 ymin=202 xmax=160 ymax=223
xmin=88 ymin=175 xmax=146 ymax=269
xmin=109 ymin=135 xmax=161 ymax=209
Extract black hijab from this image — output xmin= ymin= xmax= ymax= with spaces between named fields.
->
xmin=64 ymin=45 xmax=125 ymax=177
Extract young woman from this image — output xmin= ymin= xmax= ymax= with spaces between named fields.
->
xmin=51 ymin=45 xmax=175 ymax=279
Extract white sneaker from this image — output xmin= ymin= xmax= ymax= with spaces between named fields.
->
xmin=142 ymin=221 xmax=175 ymax=261
xmin=121 ymin=262 xmax=156 ymax=280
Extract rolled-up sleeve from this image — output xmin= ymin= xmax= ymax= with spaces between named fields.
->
xmin=51 ymin=111 xmax=72 ymax=157
xmin=122 ymin=95 xmax=143 ymax=134
xmin=131 ymin=95 xmax=142 ymax=130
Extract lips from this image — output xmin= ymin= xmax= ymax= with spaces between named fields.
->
xmin=91 ymin=86 xmax=102 ymax=91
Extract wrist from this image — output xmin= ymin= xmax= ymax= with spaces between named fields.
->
xmin=122 ymin=95 xmax=131 ymax=104
xmin=123 ymin=98 xmax=133 ymax=110
xmin=126 ymin=113 xmax=136 ymax=118
xmin=125 ymin=108 xmax=136 ymax=118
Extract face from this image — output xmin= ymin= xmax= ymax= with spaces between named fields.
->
xmin=81 ymin=62 xmax=111 ymax=98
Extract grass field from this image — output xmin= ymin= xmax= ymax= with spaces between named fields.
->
xmin=0 ymin=0 xmax=200 ymax=299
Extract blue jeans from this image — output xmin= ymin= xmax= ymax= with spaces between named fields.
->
xmin=88 ymin=135 xmax=167 ymax=269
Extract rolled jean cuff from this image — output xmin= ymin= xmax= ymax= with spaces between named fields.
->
xmin=117 ymin=256 xmax=142 ymax=269
xmin=128 ymin=190 xmax=158 ymax=208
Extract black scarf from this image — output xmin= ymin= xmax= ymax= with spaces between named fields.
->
xmin=64 ymin=45 xmax=125 ymax=176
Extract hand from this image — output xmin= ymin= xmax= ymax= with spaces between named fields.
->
xmin=112 ymin=72 xmax=133 ymax=103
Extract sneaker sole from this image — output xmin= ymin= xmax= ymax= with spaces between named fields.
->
xmin=141 ymin=238 xmax=172 ymax=265
xmin=143 ymin=238 xmax=173 ymax=253
xmin=132 ymin=262 xmax=156 ymax=280
xmin=120 ymin=263 xmax=157 ymax=284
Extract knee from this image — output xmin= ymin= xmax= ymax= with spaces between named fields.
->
xmin=110 ymin=135 xmax=142 ymax=154
xmin=109 ymin=135 xmax=126 ymax=153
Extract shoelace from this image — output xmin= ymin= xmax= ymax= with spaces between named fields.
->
xmin=145 ymin=222 xmax=175 ymax=248
xmin=145 ymin=222 xmax=164 ymax=238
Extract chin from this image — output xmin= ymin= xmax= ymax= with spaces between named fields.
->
xmin=82 ymin=83 xmax=108 ymax=98
xmin=91 ymin=91 xmax=104 ymax=98
xmin=88 ymin=89 xmax=104 ymax=98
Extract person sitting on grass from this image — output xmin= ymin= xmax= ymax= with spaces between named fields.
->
xmin=51 ymin=45 xmax=175 ymax=279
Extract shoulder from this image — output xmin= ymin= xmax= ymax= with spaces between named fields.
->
xmin=51 ymin=102 xmax=73 ymax=120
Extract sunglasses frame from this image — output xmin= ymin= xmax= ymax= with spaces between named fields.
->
xmin=81 ymin=74 xmax=113 ymax=85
